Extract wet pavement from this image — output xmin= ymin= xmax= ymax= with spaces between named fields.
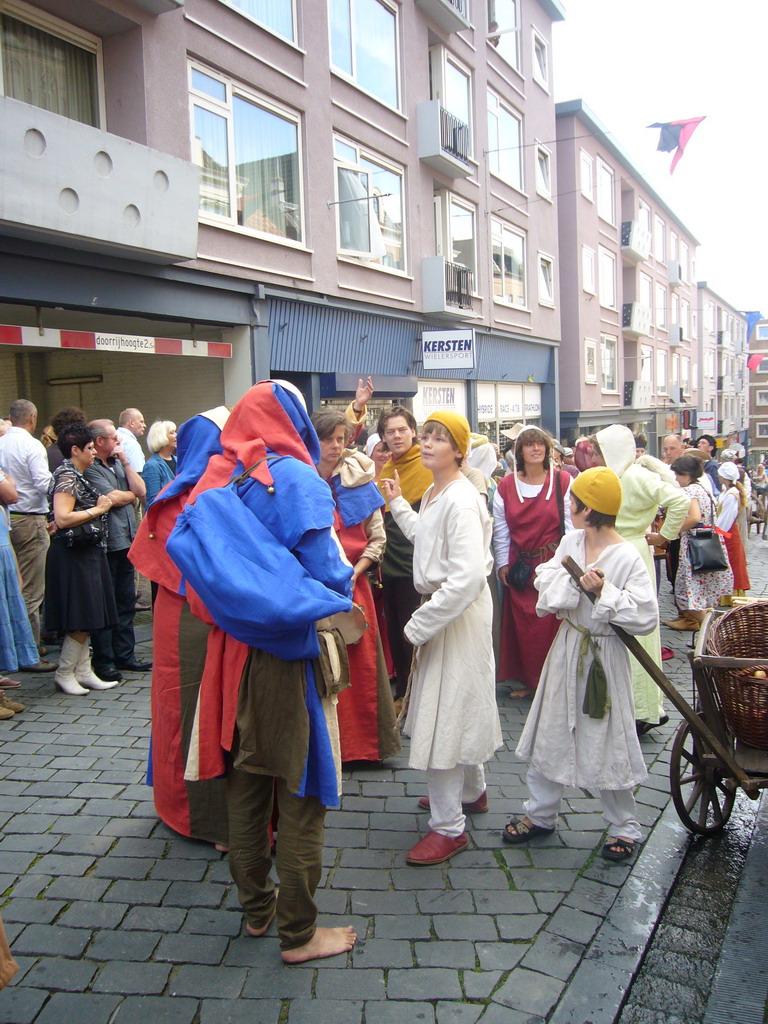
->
xmin=0 ymin=532 xmax=766 ymax=1024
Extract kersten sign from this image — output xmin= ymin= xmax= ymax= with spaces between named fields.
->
xmin=421 ymin=329 xmax=475 ymax=371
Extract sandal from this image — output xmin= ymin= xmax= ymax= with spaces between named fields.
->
xmin=501 ymin=817 xmax=555 ymax=844
xmin=601 ymin=837 xmax=636 ymax=862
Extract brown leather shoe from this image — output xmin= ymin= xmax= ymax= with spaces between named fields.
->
xmin=0 ymin=705 xmax=15 ymax=720
xmin=0 ymin=695 xmax=24 ymax=713
xmin=19 ymin=660 xmax=57 ymax=672
xmin=406 ymin=830 xmax=468 ymax=865
xmin=418 ymin=790 xmax=488 ymax=813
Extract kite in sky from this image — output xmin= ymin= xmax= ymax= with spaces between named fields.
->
xmin=648 ymin=117 xmax=705 ymax=173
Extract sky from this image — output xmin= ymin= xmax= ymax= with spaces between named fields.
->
xmin=552 ymin=0 xmax=768 ymax=317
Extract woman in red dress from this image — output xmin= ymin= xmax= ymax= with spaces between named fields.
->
xmin=492 ymin=428 xmax=572 ymax=697
xmin=312 ymin=409 xmax=401 ymax=762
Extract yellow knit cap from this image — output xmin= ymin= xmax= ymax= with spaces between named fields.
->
xmin=423 ymin=410 xmax=470 ymax=458
xmin=570 ymin=467 xmax=622 ymax=515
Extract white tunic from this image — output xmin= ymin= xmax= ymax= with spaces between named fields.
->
xmin=390 ymin=477 xmax=502 ymax=771
xmin=516 ymin=531 xmax=658 ymax=791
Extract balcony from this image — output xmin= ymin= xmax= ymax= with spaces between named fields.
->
xmin=417 ymin=101 xmax=472 ymax=179
xmin=717 ymin=330 xmax=732 ymax=347
xmin=717 ymin=375 xmax=732 ymax=392
xmin=620 ymin=221 xmax=651 ymax=263
xmin=622 ymin=302 xmax=652 ymax=338
xmin=623 ymin=380 xmax=653 ymax=408
xmin=422 ymin=256 xmax=476 ymax=317
xmin=127 ymin=0 xmax=184 ymax=11
xmin=668 ymin=259 xmax=683 ymax=287
xmin=669 ymin=324 xmax=683 ymax=347
xmin=415 ymin=0 xmax=470 ymax=33
xmin=0 ymin=96 xmax=199 ymax=263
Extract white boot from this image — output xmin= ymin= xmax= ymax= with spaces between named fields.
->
xmin=54 ymin=637 xmax=88 ymax=696
xmin=75 ymin=640 xmax=119 ymax=691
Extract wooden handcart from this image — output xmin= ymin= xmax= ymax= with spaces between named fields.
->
xmin=562 ymin=558 xmax=768 ymax=837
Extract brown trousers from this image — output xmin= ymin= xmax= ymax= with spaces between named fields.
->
xmin=226 ymin=763 xmax=326 ymax=951
xmin=9 ymin=513 xmax=49 ymax=645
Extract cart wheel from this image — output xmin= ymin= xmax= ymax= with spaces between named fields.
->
xmin=669 ymin=716 xmax=736 ymax=836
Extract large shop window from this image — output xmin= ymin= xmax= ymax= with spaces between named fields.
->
xmin=0 ymin=4 xmax=100 ymax=127
xmin=220 ymin=0 xmax=295 ymax=41
xmin=190 ymin=66 xmax=303 ymax=243
xmin=492 ymin=220 xmax=526 ymax=307
xmin=334 ymin=137 xmax=404 ymax=269
xmin=329 ymin=0 xmax=398 ymax=108
xmin=487 ymin=90 xmax=522 ymax=190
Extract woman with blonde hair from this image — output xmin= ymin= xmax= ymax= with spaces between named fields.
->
xmin=142 ymin=421 xmax=177 ymax=508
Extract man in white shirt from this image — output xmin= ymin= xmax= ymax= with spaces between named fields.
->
xmin=116 ymin=408 xmax=146 ymax=472
xmin=0 ymin=399 xmax=55 ymax=669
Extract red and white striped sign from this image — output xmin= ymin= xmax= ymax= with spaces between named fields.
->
xmin=0 ymin=325 xmax=232 ymax=359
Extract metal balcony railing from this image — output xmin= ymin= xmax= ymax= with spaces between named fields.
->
xmin=445 ymin=261 xmax=474 ymax=309
xmin=439 ymin=108 xmax=471 ymax=165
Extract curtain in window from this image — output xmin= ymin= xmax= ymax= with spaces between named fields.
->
xmin=354 ymin=0 xmax=397 ymax=107
xmin=1 ymin=16 xmax=98 ymax=126
xmin=337 ymin=167 xmax=386 ymax=257
xmin=234 ymin=97 xmax=301 ymax=241
xmin=194 ymin=106 xmax=231 ymax=218
xmin=229 ymin=0 xmax=293 ymax=40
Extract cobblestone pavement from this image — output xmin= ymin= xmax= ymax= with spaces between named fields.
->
xmin=1 ymin=534 xmax=766 ymax=1024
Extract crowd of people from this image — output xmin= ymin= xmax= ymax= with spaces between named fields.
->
xmin=1 ymin=382 xmax=765 ymax=965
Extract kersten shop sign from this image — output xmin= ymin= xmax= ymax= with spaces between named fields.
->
xmin=421 ymin=329 xmax=475 ymax=371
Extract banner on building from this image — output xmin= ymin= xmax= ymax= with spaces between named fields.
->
xmin=421 ymin=329 xmax=475 ymax=371
xmin=0 ymin=325 xmax=232 ymax=359
xmin=697 ymin=410 xmax=716 ymax=432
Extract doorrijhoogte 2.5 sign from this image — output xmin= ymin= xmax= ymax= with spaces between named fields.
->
xmin=421 ymin=329 xmax=475 ymax=371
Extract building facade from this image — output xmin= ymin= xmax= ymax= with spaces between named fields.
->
xmin=554 ymin=99 xmax=700 ymax=454
xmin=695 ymin=283 xmax=748 ymax=448
xmin=0 ymin=0 xmax=565 ymax=438
xmin=747 ymin=318 xmax=768 ymax=465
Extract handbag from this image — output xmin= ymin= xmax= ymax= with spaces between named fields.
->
xmin=507 ymin=556 xmax=533 ymax=591
xmin=687 ymin=494 xmax=728 ymax=574
xmin=63 ymin=516 xmax=107 ymax=548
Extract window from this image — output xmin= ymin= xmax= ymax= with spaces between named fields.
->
xmin=487 ymin=0 xmax=519 ymax=71
xmin=579 ymin=150 xmax=593 ymax=200
xmin=0 ymin=6 xmax=101 ymax=126
xmin=671 ymin=353 xmax=679 ymax=386
xmin=584 ymin=338 xmax=597 ymax=383
xmin=436 ymin=193 xmax=475 ymax=275
xmin=221 ymin=0 xmax=294 ymax=41
xmin=756 ymin=390 xmax=768 ymax=405
xmin=638 ymin=199 xmax=651 ymax=236
xmin=598 ymin=246 xmax=616 ymax=308
xmin=330 ymin=0 xmax=398 ymax=108
xmin=655 ymin=283 xmax=667 ymax=329
xmin=535 ymin=145 xmax=551 ymax=198
xmin=639 ymin=272 xmax=653 ymax=312
xmin=755 ymin=358 xmax=768 ymax=373
xmin=601 ymin=334 xmax=617 ymax=391
xmin=491 ymin=219 xmax=526 ymax=307
xmin=671 ymin=292 xmax=679 ymax=328
xmin=487 ymin=90 xmax=521 ymax=189
xmin=681 ymin=356 xmax=690 ymax=393
xmin=705 ymin=302 xmax=715 ymax=332
xmin=640 ymin=344 xmax=653 ymax=383
xmin=657 ymin=349 xmax=667 ymax=393
xmin=432 ymin=48 xmax=472 ymax=156
xmin=531 ymin=28 xmax=548 ymax=89
xmin=596 ymin=158 xmax=615 ymax=224
xmin=582 ymin=246 xmax=595 ymax=294
xmin=704 ymin=350 xmax=715 ymax=379
xmin=669 ymin=231 xmax=678 ymax=262
xmin=681 ymin=298 xmax=690 ymax=339
xmin=756 ymin=325 xmax=768 ymax=339
xmin=654 ymin=215 xmax=665 ymax=262
xmin=191 ymin=66 xmax=303 ymax=243
xmin=334 ymin=137 xmax=404 ymax=269
xmin=758 ymin=423 xmax=768 ymax=438
xmin=538 ymin=253 xmax=554 ymax=306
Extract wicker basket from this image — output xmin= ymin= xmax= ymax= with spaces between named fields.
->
xmin=706 ymin=602 xmax=768 ymax=750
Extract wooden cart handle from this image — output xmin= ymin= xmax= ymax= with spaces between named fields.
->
xmin=561 ymin=556 xmax=758 ymax=794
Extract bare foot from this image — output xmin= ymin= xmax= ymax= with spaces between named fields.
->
xmin=214 ymin=843 xmax=229 ymax=853
xmin=280 ymin=926 xmax=357 ymax=964
xmin=245 ymin=898 xmax=277 ymax=937
xmin=509 ymin=687 xmax=534 ymax=699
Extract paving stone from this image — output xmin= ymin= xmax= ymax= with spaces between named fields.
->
xmin=371 ymin=1002 xmax=435 ymax=1023
xmin=533 ymin=892 xmax=564 ymax=914
xmin=340 ymin=848 xmax=396 ymax=869
xmin=2 ymin=897 xmax=65 ymax=924
xmin=414 ymin=940 xmax=477 ymax=968
xmin=493 ymin=966 xmax=566 ymax=1016
xmin=433 ymin=915 xmax=497 ymax=941
xmin=122 ymin=905 xmax=187 ymax=932
xmin=435 ymin=1003 xmax=484 ymax=1024
xmin=23 ymin=957 xmax=99 ymax=992
xmin=476 ymin=1003 xmax=545 ymax=1024
xmin=182 ymin=908 xmax=242 ymax=937
xmin=387 ymin=968 xmax=463 ymax=1001
xmin=374 ymin=914 xmax=432 ymax=940
xmin=475 ymin=941 xmax=528 ymax=972
xmin=0 ymin=851 xmax=37 ymax=874
xmin=54 ymin=834 xmax=115 ymax=856
xmin=416 ymin=890 xmax=475 ymax=914
xmin=92 ymin=856 xmax=154 ymax=880
xmin=350 ymin=891 xmax=418 ymax=915
xmin=351 ymin=938 xmax=414 ymax=968
xmin=169 ymin=964 xmax=247 ymax=998
xmin=151 ymin=859 xmax=208 ymax=881
xmin=92 ymin=960 xmax=172 ymax=995
xmin=104 ymin=880 xmax=171 ymax=905
xmin=50 ymin=815 xmax=111 ymax=835
xmin=462 ymin=968 xmax=502 ymax=999
xmin=28 ymin=853 xmax=97 ymax=876
xmin=12 ymin=924 xmax=90 ymax=958
xmin=163 ymin=881 xmax=226 ymax=908
xmin=35 ymin=992 xmax=122 ymax=1023
xmin=315 ymin=967 xmax=386 ymax=1000
xmin=447 ymin=868 xmax=512 ymax=890
xmin=46 ymin=876 xmax=111 ymax=902
xmin=473 ymin=890 xmax=537 ymax=915
xmin=284 ymin=1000 xmax=363 ymax=1024
xmin=155 ymin=932 xmax=229 ymax=965
xmin=520 ymin=931 xmax=585 ymax=982
xmin=510 ymin=869 xmax=580 ymax=891
xmin=110 ymin=837 xmax=168 ymax=858
xmin=87 ymin=929 xmax=160 ymax=962
xmin=331 ymin=868 xmax=392 ymax=890
xmin=496 ymin=915 xmax=547 ymax=941
xmin=563 ymin=878 xmax=617 ymax=917
xmin=0 ymin=833 xmax=60 ymax=854
xmin=392 ymin=867 xmax=446 ymax=889
xmin=0 ymin=986 xmax=49 ymax=1024
xmin=240 ymin=966 xmax=314 ymax=998
xmin=102 ymin=819 xmax=158 ymax=838
xmin=546 ymin=905 xmax=602 ymax=945
xmin=58 ymin=901 xmax=129 ymax=930
xmin=114 ymin=996 xmax=200 ymax=1024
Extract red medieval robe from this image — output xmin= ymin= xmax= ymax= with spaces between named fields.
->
xmin=497 ymin=470 xmax=569 ymax=689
